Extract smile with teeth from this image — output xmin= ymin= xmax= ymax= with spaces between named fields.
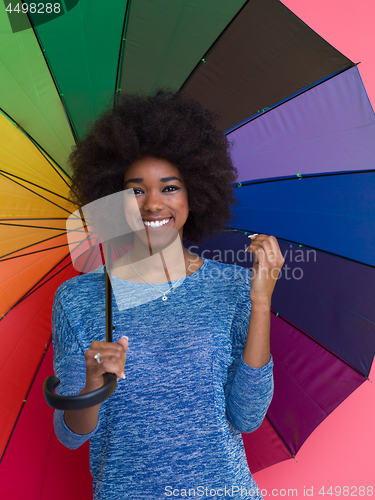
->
xmin=143 ymin=217 xmax=172 ymax=228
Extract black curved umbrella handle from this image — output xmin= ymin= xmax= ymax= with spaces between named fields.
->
xmin=43 ymin=373 xmax=117 ymax=410
xmin=43 ymin=243 xmax=116 ymax=410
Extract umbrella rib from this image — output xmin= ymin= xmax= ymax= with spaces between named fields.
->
xmin=231 ymin=168 xmax=375 ymax=187
xmin=0 ymin=107 xmax=73 ymax=188
xmin=20 ymin=257 xmax=75 ymax=303
xmin=224 ymin=66 xmax=355 ymax=135
xmin=0 ymin=232 xmax=95 ymax=261
xmin=264 ymin=414 xmax=296 ymax=461
xmin=179 ymin=0 xmax=250 ymax=92
xmin=0 ymin=221 xmax=92 ymax=235
xmin=0 ymin=169 xmax=75 ymax=204
xmin=0 ymin=217 xmax=69 ymax=221
xmin=0 ymin=222 xmax=66 ymax=231
xmin=0 ymin=253 xmax=74 ymax=323
xmin=0 ymin=171 xmax=74 ymax=216
xmin=226 ymin=228 xmax=375 ymax=270
xmin=263 ymin=374 xmax=368 ymax=468
xmin=0 ymin=243 xmax=72 ymax=262
xmin=0 ymin=337 xmax=53 ymax=464
xmin=270 ymin=309 xmax=369 ymax=379
xmin=81 ymin=238 xmax=105 ymax=274
xmin=0 ymin=232 xmax=108 ymax=321
xmin=0 ymin=233 xmax=69 ymax=261
xmin=1 ymin=233 xmax=104 ymax=314
xmin=113 ymin=0 xmax=132 ymax=107
xmin=21 ymin=241 xmax=104 ymax=303
xmin=19 ymin=13 xmax=79 ymax=145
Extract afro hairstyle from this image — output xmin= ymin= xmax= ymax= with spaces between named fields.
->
xmin=68 ymin=90 xmax=240 ymax=246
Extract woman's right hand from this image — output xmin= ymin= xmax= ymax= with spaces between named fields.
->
xmin=63 ymin=337 xmax=129 ymax=435
xmin=84 ymin=337 xmax=129 ymax=393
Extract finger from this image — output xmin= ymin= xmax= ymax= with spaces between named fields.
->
xmin=246 ymin=234 xmax=269 ymax=252
xmin=247 ymin=243 xmax=262 ymax=265
xmin=90 ymin=341 xmax=127 ymax=355
xmin=248 ymin=233 xmax=269 ymax=242
xmin=248 ymin=235 xmax=283 ymax=265
xmin=261 ymin=238 xmax=278 ymax=263
xmin=90 ymin=352 xmax=125 ymax=380
xmin=90 ymin=340 xmax=117 ymax=350
xmin=90 ymin=340 xmax=105 ymax=351
xmin=99 ymin=356 xmax=126 ymax=380
xmin=254 ymin=247 xmax=268 ymax=268
xmin=87 ymin=344 xmax=125 ymax=370
xmin=117 ymin=336 xmax=129 ymax=352
xmin=264 ymin=235 xmax=280 ymax=254
xmin=266 ymin=235 xmax=285 ymax=266
xmin=246 ymin=233 xmax=263 ymax=248
xmin=248 ymin=240 xmax=272 ymax=265
xmin=88 ymin=346 xmax=125 ymax=361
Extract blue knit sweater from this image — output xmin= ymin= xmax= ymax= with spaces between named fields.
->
xmin=52 ymin=257 xmax=274 ymax=500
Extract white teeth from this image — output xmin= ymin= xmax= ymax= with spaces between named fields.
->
xmin=143 ymin=218 xmax=171 ymax=227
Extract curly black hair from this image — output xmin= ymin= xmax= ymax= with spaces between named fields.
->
xmin=68 ymin=90 xmax=239 ymax=246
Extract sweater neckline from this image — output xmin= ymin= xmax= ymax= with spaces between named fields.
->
xmin=109 ymin=256 xmax=208 ymax=285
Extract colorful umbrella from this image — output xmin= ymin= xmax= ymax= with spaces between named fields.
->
xmin=0 ymin=0 xmax=374 ymax=498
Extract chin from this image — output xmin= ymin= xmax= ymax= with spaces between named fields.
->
xmin=137 ymin=228 xmax=180 ymax=250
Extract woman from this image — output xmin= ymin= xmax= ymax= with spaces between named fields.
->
xmin=53 ymin=90 xmax=284 ymax=499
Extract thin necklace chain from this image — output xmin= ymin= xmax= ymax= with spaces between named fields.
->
xmin=127 ymin=250 xmax=192 ymax=301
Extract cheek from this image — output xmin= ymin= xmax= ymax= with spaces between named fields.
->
xmin=182 ymin=198 xmax=189 ymax=211
xmin=123 ymin=192 xmax=142 ymax=226
xmin=180 ymin=192 xmax=189 ymax=212
xmin=180 ymin=200 xmax=189 ymax=217
xmin=172 ymin=191 xmax=189 ymax=215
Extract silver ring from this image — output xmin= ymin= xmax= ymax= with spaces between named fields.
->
xmin=94 ymin=352 xmax=102 ymax=364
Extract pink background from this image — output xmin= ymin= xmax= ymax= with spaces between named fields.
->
xmin=254 ymin=1 xmax=375 ymax=497
xmin=0 ymin=2 xmax=372 ymax=498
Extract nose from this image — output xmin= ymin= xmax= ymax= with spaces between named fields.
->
xmin=142 ymin=189 xmax=164 ymax=212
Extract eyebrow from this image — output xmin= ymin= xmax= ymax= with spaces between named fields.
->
xmin=124 ymin=176 xmax=182 ymax=187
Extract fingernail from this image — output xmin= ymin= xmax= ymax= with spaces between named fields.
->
xmin=121 ymin=335 xmax=129 ymax=341
xmin=248 ymin=233 xmax=259 ymax=239
xmin=120 ymin=372 xmax=125 ymax=379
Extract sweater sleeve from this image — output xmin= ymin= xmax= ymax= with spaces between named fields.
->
xmin=52 ymin=289 xmax=101 ymax=449
xmin=225 ymin=268 xmax=274 ymax=433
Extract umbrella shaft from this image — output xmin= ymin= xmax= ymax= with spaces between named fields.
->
xmin=105 ymin=244 xmax=112 ymax=343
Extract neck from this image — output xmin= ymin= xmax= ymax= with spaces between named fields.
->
xmin=127 ymin=232 xmax=190 ymax=282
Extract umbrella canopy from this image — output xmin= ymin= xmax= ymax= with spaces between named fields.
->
xmin=0 ymin=0 xmax=374 ymax=498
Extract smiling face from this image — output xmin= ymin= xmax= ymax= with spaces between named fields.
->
xmin=123 ymin=157 xmax=190 ymax=251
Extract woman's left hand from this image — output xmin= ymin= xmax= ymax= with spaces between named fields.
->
xmin=246 ymin=234 xmax=285 ymax=307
